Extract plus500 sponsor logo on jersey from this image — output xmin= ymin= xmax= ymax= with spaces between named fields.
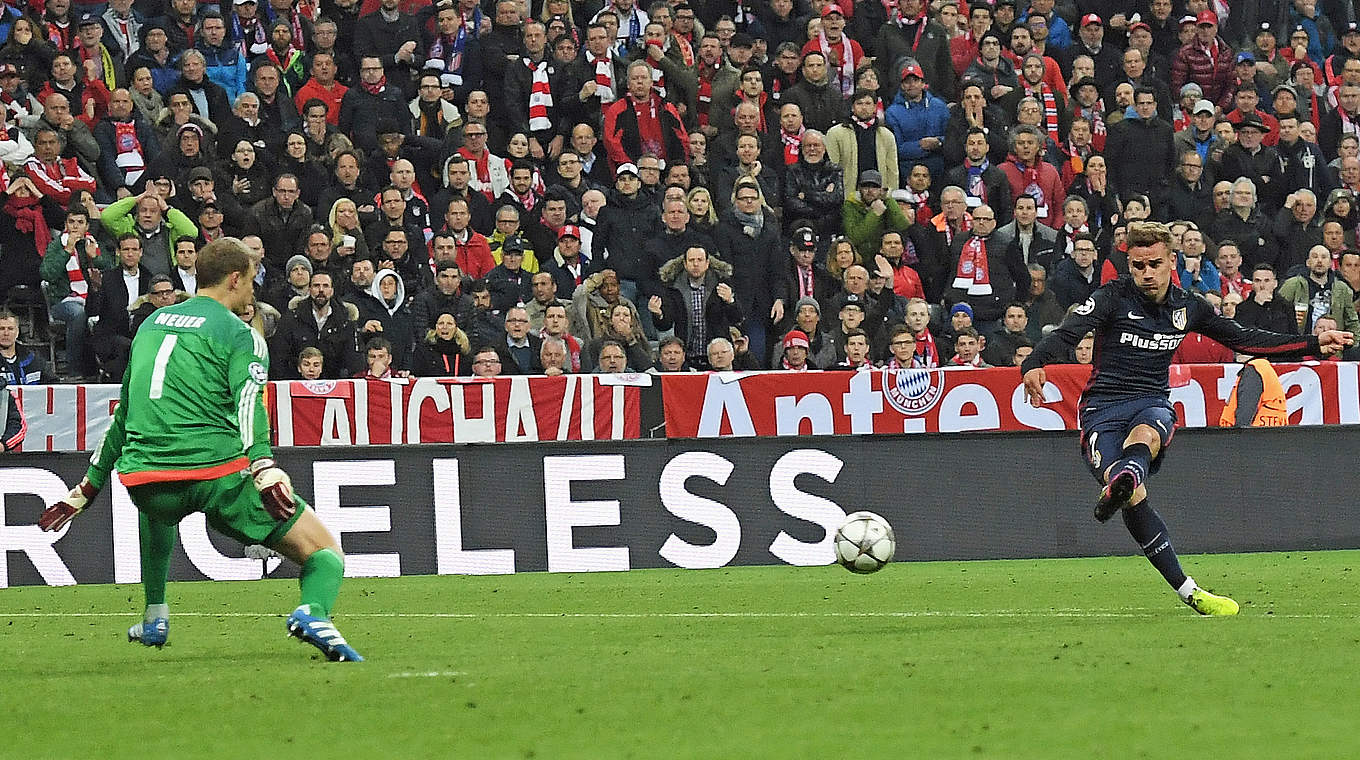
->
xmin=1118 ymin=332 xmax=1184 ymax=351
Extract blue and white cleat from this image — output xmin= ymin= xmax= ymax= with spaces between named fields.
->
xmin=128 ymin=618 xmax=168 ymax=648
xmin=286 ymin=605 xmax=364 ymax=662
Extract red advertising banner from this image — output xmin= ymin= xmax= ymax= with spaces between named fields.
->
xmin=13 ymin=375 xmax=646 ymax=452
xmin=271 ymin=375 xmax=645 ymax=446
xmin=659 ymin=363 xmax=1360 ymax=438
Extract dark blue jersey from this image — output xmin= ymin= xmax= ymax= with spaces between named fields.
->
xmin=1021 ymin=277 xmax=1319 ymax=403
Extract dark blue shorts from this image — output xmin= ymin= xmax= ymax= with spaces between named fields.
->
xmin=1077 ymin=396 xmax=1178 ymax=484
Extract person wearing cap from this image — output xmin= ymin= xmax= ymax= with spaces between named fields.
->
xmin=1172 ymin=97 xmax=1222 ymax=162
xmin=1288 ymin=0 xmax=1337 ymax=67
xmin=1072 ymin=13 xmax=1121 ymax=87
xmin=74 ymin=12 xmax=119 ymax=93
xmin=539 ymin=226 xmax=590 ymax=305
xmin=885 ymin=61 xmax=949 ymax=182
xmin=825 ymin=89 xmax=898 ymax=199
xmin=602 ymin=58 xmax=688 ymax=172
xmin=594 ymin=162 xmax=659 ymax=302
xmin=1170 ymin=10 xmax=1236 ymax=109
xmin=841 ymin=168 xmax=911 ymax=259
xmin=872 ymin=0 xmax=955 ymax=103
xmin=1219 ymin=113 xmax=1287 ymax=209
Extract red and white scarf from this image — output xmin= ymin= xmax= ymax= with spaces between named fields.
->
xmin=1061 ymin=222 xmax=1088 ymax=255
xmin=1010 ymin=154 xmax=1046 ymax=211
xmin=646 ymin=44 xmax=667 ymax=97
xmin=949 ymin=353 xmax=984 ymax=367
xmin=671 ymin=34 xmax=694 ymax=67
xmin=61 ymin=233 xmax=97 ymax=300
xmin=360 ymin=74 xmax=388 ymax=96
xmin=735 ymin=89 xmax=768 ymax=131
xmin=913 ymin=329 xmax=940 ymax=367
xmin=884 ymin=355 xmax=925 ymax=369
xmin=781 ymin=127 xmax=803 ymax=164
xmin=526 ymin=58 xmax=552 ymax=131
xmin=819 ymin=31 xmax=855 ymax=97
xmin=587 ymin=51 xmax=617 ymax=103
xmin=1026 ymin=81 xmax=1060 ymax=145
xmin=952 ymin=235 xmax=991 ymax=295
xmin=696 ymin=64 xmax=714 ymax=126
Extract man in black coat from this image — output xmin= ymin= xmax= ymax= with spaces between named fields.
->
xmin=1217 ymin=115 xmax=1286 ymax=211
xmin=88 ymin=233 xmax=153 ymax=380
xmin=167 ymin=50 xmax=232 ymax=125
xmin=873 ymin=0 xmax=955 ymax=102
xmin=353 ymin=0 xmax=424 ymax=97
xmin=273 ymin=271 xmax=362 ymax=379
xmin=1103 ymin=86 xmax=1176 ymax=208
xmin=651 ymin=245 xmax=744 ymax=370
xmin=780 ymin=51 xmax=845 ymax=134
xmin=714 ymin=190 xmax=783 ymax=362
xmin=338 ymin=56 xmax=411 ymax=152
xmin=246 ymin=174 xmax=314 ymax=271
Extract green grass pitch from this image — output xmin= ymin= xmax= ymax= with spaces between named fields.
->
xmin=3 ymin=551 xmax=1358 ymax=759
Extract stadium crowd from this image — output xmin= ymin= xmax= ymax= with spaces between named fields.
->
xmin=1 ymin=0 xmax=1359 ymax=385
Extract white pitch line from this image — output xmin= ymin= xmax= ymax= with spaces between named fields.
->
xmin=0 ymin=610 xmax=1349 ymax=619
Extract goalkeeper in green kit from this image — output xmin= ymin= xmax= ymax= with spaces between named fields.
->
xmin=37 ymin=238 xmax=363 ymax=662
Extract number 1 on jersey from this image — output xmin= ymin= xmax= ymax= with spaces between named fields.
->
xmin=149 ymin=334 xmax=179 ymax=399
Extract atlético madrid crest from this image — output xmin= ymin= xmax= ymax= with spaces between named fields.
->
xmin=882 ymin=367 xmax=946 ymax=415
xmin=1172 ymin=307 xmax=1187 ymax=330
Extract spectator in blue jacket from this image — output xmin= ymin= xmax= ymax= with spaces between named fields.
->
xmin=197 ymin=11 xmax=248 ymax=104
xmin=885 ymin=62 xmax=950 ymax=185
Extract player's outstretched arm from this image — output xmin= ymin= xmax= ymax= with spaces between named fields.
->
xmin=37 ymin=477 xmax=98 ymax=531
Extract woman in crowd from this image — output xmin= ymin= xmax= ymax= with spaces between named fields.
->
xmin=411 ymin=310 xmax=472 ymax=376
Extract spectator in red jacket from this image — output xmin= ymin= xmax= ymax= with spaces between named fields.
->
xmin=602 ymin=59 xmax=688 ymax=171
xmin=1171 ymin=11 xmax=1236 ymax=110
xmin=999 ymin=125 xmax=1065 ymax=229
xmin=442 ymin=196 xmax=495 ymax=280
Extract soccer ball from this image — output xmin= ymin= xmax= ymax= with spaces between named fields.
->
xmin=833 ymin=511 xmax=896 ymax=574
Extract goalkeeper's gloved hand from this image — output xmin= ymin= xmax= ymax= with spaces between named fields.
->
xmin=249 ymin=459 xmax=297 ymax=521
xmin=38 ymin=477 xmax=98 ymax=532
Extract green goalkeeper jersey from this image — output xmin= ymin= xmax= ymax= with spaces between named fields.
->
xmin=86 ymin=295 xmax=273 ymax=490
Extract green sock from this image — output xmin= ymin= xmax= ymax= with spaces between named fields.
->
xmin=299 ymin=548 xmax=344 ymax=619
xmin=139 ymin=513 xmax=177 ymax=608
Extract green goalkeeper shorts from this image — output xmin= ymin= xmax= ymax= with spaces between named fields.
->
xmin=128 ymin=470 xmax=308 ymax=548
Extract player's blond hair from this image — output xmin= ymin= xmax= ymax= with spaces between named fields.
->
xmin=1126 ymin=221 xmax=1173 ymax=249
xmin=197 ymin=237 xmax=257 ymax=288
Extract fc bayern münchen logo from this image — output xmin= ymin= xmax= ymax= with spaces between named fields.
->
xmin=881 ymin=367 xmax=946 ymax=415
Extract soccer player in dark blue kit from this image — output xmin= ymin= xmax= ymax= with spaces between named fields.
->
xmin=1021 ymin=222 xmax=1354 ymax=615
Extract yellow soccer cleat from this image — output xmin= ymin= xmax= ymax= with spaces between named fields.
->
xmin=1185 ymin=587 xmax=1240 ymax=616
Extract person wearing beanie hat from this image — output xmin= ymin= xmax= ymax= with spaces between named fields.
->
xmin=778 ymin=329 xmax=815 ymax=370
xmin=963 ymin=30 xmax=1020 ymax=103
xmin=264 ymin=253 xmax=316 ymax=312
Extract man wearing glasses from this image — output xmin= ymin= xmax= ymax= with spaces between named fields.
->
xmin=243 ymin=173 xmax=312 ymax=273
xmin=1161 ymin=146 xmax=1211 ymax=224
xmin=338 ymin=55 xmax=409 ymax=152
xmin=454 ymin=120 xmax=509 ymax=200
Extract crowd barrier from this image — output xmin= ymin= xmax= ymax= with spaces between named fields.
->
xmin=3 ymin=427 xmax=1357 ymax=587
xmin=11 ymin=362 xmax=1360 ymax=451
